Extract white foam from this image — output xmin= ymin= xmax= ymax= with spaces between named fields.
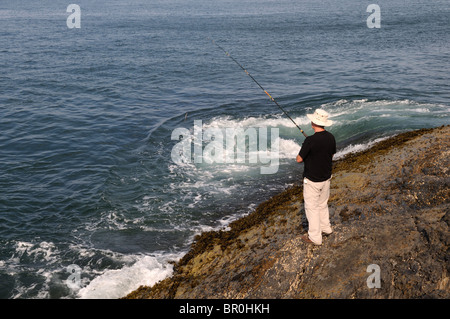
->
xmin=320 ymin=98 xmax=448 ymax=122
xmin=77 ymin=254 xmax=179 ymax=299
xmin=410 ymin=108 xmax=430 ymax=113
xmin=277 ymin=138 xmax=301 ymax=159
xmin=5 ymin=240 xmax=64 ymax=298
xmin=203 ymin=114 xmax=310 ymax=130
xmin=13 ymin=241 xmax=59 ymax=264
xmin=334 ymin=136 xmax=390 ymax=160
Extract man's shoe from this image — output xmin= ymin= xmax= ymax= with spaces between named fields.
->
xmin=301 ymin=234 xmax=320 ymax=245
xmin=322 ymin=231 xmax=333 ymax=237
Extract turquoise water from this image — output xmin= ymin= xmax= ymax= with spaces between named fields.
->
xmin=0 ymin=0 xmax=448 ymax=298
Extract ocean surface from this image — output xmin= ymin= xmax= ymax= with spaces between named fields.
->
xmin=0 ymin=0 xmax=448 ymax=298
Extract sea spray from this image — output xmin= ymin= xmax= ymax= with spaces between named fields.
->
xmin=171 ymin=120 xmax=280 ymax=174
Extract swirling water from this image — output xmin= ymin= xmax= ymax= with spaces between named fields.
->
xmin=0 ymin=0 xmax=448 ymax=298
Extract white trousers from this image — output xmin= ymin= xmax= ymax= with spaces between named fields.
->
xmin=303 ymin=177 xmax=332 ymax=245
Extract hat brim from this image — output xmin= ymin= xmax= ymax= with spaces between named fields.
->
xmin=307 ymin=114 xmax=333 ymax=126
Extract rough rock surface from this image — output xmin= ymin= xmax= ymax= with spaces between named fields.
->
xmin=124 ymin=126 xmax=449 ymax=299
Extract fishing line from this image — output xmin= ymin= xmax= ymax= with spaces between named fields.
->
xmin=210 ymin=39 xmax=308 ymax=137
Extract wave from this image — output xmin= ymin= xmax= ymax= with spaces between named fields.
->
xmin=77 ymin=253 xmax=180 ymax=299
xmin=2 ymin=238 xmax=182 ymax=299
xmin=334 ymin=136 xmax=391 ymax=160
xmin=202 ymin=114 xmax=311 ymax=130
xmin=319 ymin=98 xmax=449 ymax=123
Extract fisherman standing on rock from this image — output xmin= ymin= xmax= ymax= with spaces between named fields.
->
xmin=297 ymin=109 xmax=336 ymax=245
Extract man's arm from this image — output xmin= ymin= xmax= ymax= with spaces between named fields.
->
xmin=298 ymin=138 xmax=309 ymax=163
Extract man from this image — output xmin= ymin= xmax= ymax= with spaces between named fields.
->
xmin=296 ymin=109 xmax=336 ymax=245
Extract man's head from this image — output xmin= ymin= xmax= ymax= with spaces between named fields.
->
xmin=311 ymin=121 xmax=325 ymax=130
xmin=307 ymin=109 xmax=333 ymax=127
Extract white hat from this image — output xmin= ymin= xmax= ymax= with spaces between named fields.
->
xmin=307 ymin=109 xmax=333 ymax=126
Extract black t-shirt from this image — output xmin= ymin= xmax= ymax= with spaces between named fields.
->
xmin=298 ymin=130 xmax=336 ymax=182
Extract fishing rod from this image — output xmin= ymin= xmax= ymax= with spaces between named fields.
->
xmin=210 ymin=39 xmax=308 ymax=138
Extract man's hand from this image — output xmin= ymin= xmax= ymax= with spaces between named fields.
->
xmin=296 ymin=154 xmax=303 ymax=163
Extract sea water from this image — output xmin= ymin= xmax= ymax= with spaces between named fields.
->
xmin=0 ymin=0 xmax=448 ymax=298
